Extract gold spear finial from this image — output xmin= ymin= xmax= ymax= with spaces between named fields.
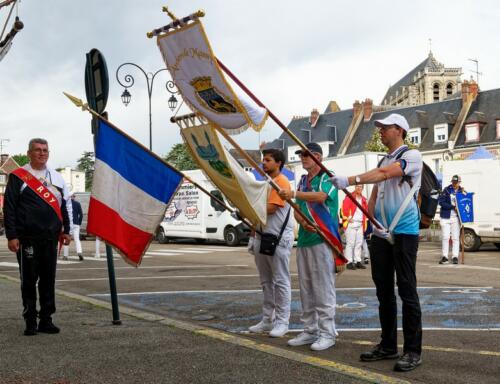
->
xmin=162 ymin=6 xmax=177 ymax=21
xmin=63 ymin=92 xmax=89 ymax=110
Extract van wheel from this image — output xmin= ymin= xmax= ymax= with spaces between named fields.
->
xmin=463 ymin=228 xmax=481 ymax=252
xmin=157 ymin=228 xmax=169 ymax=244
xmin=494 ymin=243 xmax=500 ymax=250
xmin=224 ymin=227 xmax=239 ymax=246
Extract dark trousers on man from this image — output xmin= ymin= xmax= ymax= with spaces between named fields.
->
xmin=369 ymin=234 xmax=422 ymax=355
xmin=16 ymin=238 xmax=58 ymax=321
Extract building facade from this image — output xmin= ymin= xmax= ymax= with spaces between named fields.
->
xmin=381 ymin=52 xmax=462 ymax=107
xmin=59 ymin=166 xmax=86 ymax=193
xmin=265 ymin=68 xmax=499 ymax=178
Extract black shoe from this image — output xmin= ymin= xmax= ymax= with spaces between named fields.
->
xmin=78 ymin=253 xmax=84 ymax=261
xmin=394 ymin=352 xmax=422 ymax=372
xmin=347 ymin=263 xmax=356 ymax=270
xmin=364 ymin=258 xmax=369 ymax=265
xmin=439 ymin=257 xmax=449 ymax=264
xmin=356 ymin=262 xmax=366 ymax=269
xmin=452 ymin=257 xmax=458 ymax=264
xmin=24 ymin=319 xmax=37 ymax=336
xmin=360 ymin=344 xmax=398 ymax=362
xmin=38 ymin=319 xmax=60 ymax=334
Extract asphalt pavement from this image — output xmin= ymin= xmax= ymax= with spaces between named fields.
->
xmin=1 ymin=237 xmax=499 ymax=384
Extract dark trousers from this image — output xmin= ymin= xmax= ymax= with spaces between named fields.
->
xmin=369 ymin=234 xmax=422 ymax=355
xmin=16 ymin=238 xmax=58 ymax=321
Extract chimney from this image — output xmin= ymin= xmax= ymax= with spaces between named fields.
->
xmin=353 ymin=100 xmax=362 ymax=117
xmin=461 ymin=80 xmax=470 ymax=103
xmin=469 ymin=79 xmax=479 ymax=99
xmin=309 ymin=108 xmax=320 ymax=128
xmin=363 ymin=98 xmax=373 ymax=121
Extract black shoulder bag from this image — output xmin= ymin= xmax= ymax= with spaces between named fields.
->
xmin=259 ymin=207 xmax=292 ymax=256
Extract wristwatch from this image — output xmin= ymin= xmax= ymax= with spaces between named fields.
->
xmin=355 ymin=175 xmax=361 ymax=185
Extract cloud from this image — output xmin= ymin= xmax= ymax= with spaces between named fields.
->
xmin=1 ymin=0 xmax=499 ymax=168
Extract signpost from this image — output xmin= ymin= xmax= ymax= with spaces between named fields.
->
xmin=84 ymin=48 xmax=121 ymax=325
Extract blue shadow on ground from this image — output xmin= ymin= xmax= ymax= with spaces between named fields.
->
xmin=93 ymin=287 xmax=500 ymax=333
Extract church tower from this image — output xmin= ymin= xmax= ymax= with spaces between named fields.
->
xmin=381 ymin=52 xmax=462 ymax=107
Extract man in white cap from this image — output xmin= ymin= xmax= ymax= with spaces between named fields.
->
xmin=329 ymin=113 xmax=423 ymax=372
xmin=438 ymin=174 xmax=466 ymax=264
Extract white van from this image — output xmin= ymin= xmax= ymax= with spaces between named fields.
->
xmin=156 ymin=170 xmax=250 ymax=246
xmin=442 ymin=159 xmax=500 ymax=251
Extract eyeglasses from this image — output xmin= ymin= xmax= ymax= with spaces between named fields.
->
xmin=378 ymin=125 xmax=399 ymax=131
xmin=31 ymin=148 xmax=49 ymax=154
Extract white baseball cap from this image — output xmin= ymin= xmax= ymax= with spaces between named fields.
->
xmin=374 ymin=113 xmax=410 ymax=132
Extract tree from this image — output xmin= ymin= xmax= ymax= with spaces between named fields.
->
xmin=76 ymin=151 xmax=95 ymax=191
xmin=364 ymin=131 xmax=417 ymax=152
xmin=12 ymin=154 xmax=29 ymax=166
xmin=163 ymin=143 xmax=198 ymax=171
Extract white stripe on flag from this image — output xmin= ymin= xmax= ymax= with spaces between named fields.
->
xmin=92 ymin=159 xmax=167 ymax=234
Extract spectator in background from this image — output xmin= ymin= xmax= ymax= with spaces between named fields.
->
xmin=438 ymin=175 xmax=466 ymax=265
xmin=63 ymin=192 xmax=83 ymax=261
xmin=341 ymin=185 xmax=368 ymax=270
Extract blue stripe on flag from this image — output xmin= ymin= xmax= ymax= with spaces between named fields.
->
xmin=95 ymin=119 xmax=183 ymax=202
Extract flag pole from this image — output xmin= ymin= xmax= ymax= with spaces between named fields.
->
xmin=63 ymin=92 xmax=257 ymax=233
xmin=215 ymin=59 xmax=382 ymax=230
xmin=146 ymin=9 xmax=205 ymax=38
xmin=202 ymin=118 xmax=346 ymax=271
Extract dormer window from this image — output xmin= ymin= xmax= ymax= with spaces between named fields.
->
xmin=288 ymin=145 xmax=300 ymax=162
xmin=465 ymin=123 xmax=480 ymax=143
xmin=408 ymin=128 xmax=421 ymax=145
xmin=434 ymin=124 xmax=448 ymax=143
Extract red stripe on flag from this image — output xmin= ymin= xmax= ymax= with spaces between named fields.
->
xmin=308 ymin=209 xmax=348 ymax=267
xmin=87 ymin=197 xmax=152 ymax=266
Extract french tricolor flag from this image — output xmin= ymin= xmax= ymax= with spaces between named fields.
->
xmin=87 ymin=119 xmax=183 ymax=266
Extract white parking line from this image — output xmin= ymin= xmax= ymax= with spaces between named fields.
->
xmin=53 ymin=264 xmax=250 ymax=272
xmin=56 ymin=273 xmax=297 ymax=282
xmin=429 ymin=265 xmax=500 ymax=272
xmin=180 ymin=247 xmax=239 ymax=252
xmin=87 ymin=286 xmax=494 ymax=296
xmin=146 ymin=250 xmax=208 ymax=254
xmin=0 ymin=262 xmax=19 ymax=267
xmin=144 ymin=252 xmax=181 ymax=256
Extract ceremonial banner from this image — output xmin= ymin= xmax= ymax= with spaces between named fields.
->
xmin=157 ymin=20 xmax=268 ymax=133
xmin=88 ymin=119 xmax=183 ymax=266
xmin=456 ymin=192 xmax=474 ymax=223
xmin=181 ymin=123 xmax=268 ymax=226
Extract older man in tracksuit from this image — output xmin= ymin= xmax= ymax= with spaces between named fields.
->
xmin=438 ymin=175 xmax=465 ymax=265
xmin=4 ymin=138 xmax=71 ymax=336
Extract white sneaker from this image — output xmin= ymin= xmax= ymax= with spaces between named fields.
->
xmin=248 ymin=320 xmax=273 ymax=333
xmin=310 ymin=337 xmax=335 ymax=351
xmin=287 ymin=332 xmax=318 ymax=346
xmin=269 ymin=323 xmax=289 ymax=338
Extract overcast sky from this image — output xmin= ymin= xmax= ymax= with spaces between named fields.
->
xmin=1 ymin=0 xmax=499 ymax=168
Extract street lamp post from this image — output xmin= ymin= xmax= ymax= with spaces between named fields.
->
xmin=116 ymin=63 xmax=179 ymax=150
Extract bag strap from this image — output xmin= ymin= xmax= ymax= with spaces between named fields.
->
xmin=388 ymin=181 xmax=420 ymax=233
xmin=378 ymin=147 xmax=417 ymax=231
xmin=277 ymin=206 xmax=292 ymax=240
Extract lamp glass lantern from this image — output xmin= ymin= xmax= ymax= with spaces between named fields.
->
xmin=168 ymin=94 xmax=178 ymax=111
xmin=121 ymin=89 xmax=131 ymax=106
